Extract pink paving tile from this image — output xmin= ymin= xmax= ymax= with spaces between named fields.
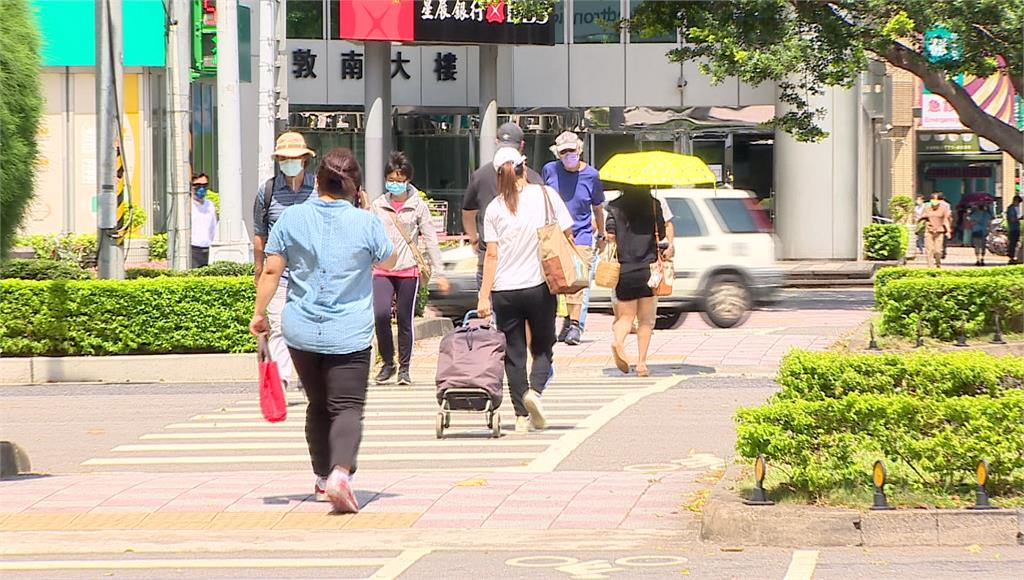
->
xmin=224 ymin=501 xmax=297 ymax=513
xmin=289 ymin=500 xmax=332 ymax=513
xmin=413 ymin=518 xmax=485 ymax=528
xmin=157 ymin=504 xmax=235 ymax=513
xmin=618 ymin=518 xmax=682 ymax=530
xmin=549 ymin=519 xmax=622 ymax=530
xmin=481 ymin=518 xmax=553 ymax=530
xmin=559 ymin=506 xmax=633 ymax=517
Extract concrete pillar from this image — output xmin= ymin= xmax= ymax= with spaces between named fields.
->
xmin=774 ymin=84 xmax=860 ymax=259
xmin=257 ymin=0 xmax=277 ymax=182
xmin=167 ymin=1 xmax=193 ymax=271
xmin=479 ymin=45 xmax=498 ymax=166
xmin=210 ymin=0 xmax=253 ymax=262
xmin=364 ymin=41 xmax=392 ymax=200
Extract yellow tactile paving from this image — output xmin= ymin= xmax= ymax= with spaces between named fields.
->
xmin=343 ymin=512 xmax=420 ymax=529
xmin=273 ymin=512 xmax=353 ymax=530
xmin=136 ymin=512 xmax=217 ymax=530
xmin=0 ymin=513 xmax=78 ymax=531
xmin=65 ymin=513 xmax=148 ymax=531
xmin=207 ymin=512 xmax=286 ymax=530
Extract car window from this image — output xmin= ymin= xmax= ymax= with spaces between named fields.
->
xmin=667 ymin=198 xmax=707 ymax=237
xmin=706 ymin=198 xmax=771 ymax=233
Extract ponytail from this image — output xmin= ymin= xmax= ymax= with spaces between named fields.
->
xmin=496 ymin=161 xmax=525 ymax=215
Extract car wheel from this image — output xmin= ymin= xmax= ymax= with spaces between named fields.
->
xmin=702 ymin=274 xmax=751 ymax=328
xmin=655 ymin=307 xmax=686 ymax=330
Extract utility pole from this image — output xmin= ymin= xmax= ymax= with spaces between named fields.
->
xmin=166 ymin=0 xmax=193 ymax=271
xmin=274 ymin=0 xmax=289 ymax=134
xmin=96 ymin=0 xmax=124 ymax=279
xmin=257 ymin=0 xmax=276 ymax=182
xmin=210 ymin=0 xmax=252 ymax=263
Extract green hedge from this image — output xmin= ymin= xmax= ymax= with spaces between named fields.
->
xmin=0 ymin=259 xmax=92 ymax=281
xmin=776 ymin=350 xmax=1024 ymax=401
xmin=874 ymin=265 xmax=1024 ymax=291
xmin=877 ymin=275 xmax=1024 ymax=340
xmin=125 ymin=261 xmax=256 ymax=280
xmin=148 ymin=233 xmax=168 ymax=261
xmin=736 ymin=391 xmax=1024 ymax=495
xmin=863 ymin=224 xmax=905 ymax=261
xmin=0 ymin=278 xmax=256 ymax=356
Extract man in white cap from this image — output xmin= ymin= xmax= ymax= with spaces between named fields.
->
xmin=541 ymin=131 xmax=605 ymax=346
xmin=252 ymin=131 xmax=318 ymax=389
xmin=462 ymin=122 xmax=544 ymax=289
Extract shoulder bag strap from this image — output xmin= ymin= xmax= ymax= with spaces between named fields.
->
xmin=541 ymin=185 xmax=557 ymax=225
xmin=386 ymin=209 xmax=430 ymax=271
xmin=652 ymin=197 xmax=665 ymax=265
xmin=262 ymin=177 xmax=276 ymax=234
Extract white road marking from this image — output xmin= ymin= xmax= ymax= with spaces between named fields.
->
xmin=190 ymin=410 xmax=594 ymax=420
xmin=783 ymin=550 xmax=820 ymax=580
xmin=369 ymin=548 xmax=432 ymax=580
xmin=113 ymin=439 xmax=555 ymax=452
xmin=81 ymin=452 xmax=537 ymax=466
xmin=141 ymin=430 xmax=559 ymax=440
xmin=0 ymin=557 xmax=394 ymax=571
xmin=221 ymin=400 xmax=610 ymax=411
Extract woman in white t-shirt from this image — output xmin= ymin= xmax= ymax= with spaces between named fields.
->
xmin=477 ymin=147 xmax=574 ymax=434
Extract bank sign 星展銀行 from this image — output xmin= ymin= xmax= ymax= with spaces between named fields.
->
xmin=338 ymin=0 xmax=554 ymax=45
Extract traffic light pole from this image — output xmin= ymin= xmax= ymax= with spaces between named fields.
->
xmin=166 ymin=0 xmax=193 ymax=271
xmin=96 ymin=0 xmax=124 ymax=279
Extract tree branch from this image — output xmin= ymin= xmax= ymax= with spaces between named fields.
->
xmin=884 ymin=43 xmax=1023 ymax=162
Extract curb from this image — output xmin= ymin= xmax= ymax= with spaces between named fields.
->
xmin=0 ymin=318 xmax=453 ymax=386
xmin=700 ymin=464 xmax=1023 ymax=547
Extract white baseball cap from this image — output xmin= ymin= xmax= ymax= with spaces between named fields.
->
xmin=492 ymin=146 xmax=526 ymax=171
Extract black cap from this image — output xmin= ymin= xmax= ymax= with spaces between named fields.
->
xmin=496 ymin=122 xmax=524 ymax=146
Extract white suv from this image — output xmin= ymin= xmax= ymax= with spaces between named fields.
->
xmin=590 ymin=187 xmax=785 ymax=328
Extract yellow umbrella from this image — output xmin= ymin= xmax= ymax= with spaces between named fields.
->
xmin=599 ymin=151 xmax=717 ymax=186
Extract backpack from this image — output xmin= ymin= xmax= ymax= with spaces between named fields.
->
xmin=260 ymin=177 xmax=275 ymax=235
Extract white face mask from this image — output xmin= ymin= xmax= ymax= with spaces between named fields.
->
xmin=279 ymin=159 xmax=303 ymax=177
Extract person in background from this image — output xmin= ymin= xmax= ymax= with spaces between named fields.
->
xmin=476 ymin=148 xmax=573 ymax=434
xmin=936 ymin=193 xmax=952 ymax=258
xmin=370 ymin=152 xmax=448 ymax=386
xmin=250 ymin=148 xmax=396 ymax=514
xmin=190 ymin=173 xmax=217 ymax=268
xmin=605 ymin=187 xmax=669 ymax=378
xmin=541 ymin=131 xmax=606 ymax=346
xmin=462 ymin=122 xmax=544 ymax=290
xmin=967 ymin=202 xmax=994 ymax=266
xmin=252 ymin=132 xmax=318 ymax=390
xmin=919 ymin=192 xmax=952 ymax=268
xmin=912 ymin=194 xmax=927 ymax=256
xmin=609 ymin=190 xmax=675 ymax=334
xmin=1006 ymin=195 xmax=1021 ymax=265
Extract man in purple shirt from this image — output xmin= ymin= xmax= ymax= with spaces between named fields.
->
xmin=541 ymin=131 xmax=606 ymax=346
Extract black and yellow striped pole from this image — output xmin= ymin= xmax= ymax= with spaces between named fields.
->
xmin=114 ymin=145 xmax=129 ymax=244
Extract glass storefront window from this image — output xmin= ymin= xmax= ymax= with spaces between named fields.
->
xmin=288 ymin=0 xmax=324 ymax=40
xmin=573 ymin=0 xmax=622 ymax=44
xmin=628 ymin=0 xmax=675 ymax=43
xmin=552 ymin=1 xmax=565 ymax=44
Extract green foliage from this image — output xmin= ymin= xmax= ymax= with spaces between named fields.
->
xmin=192 ymin=261 xmax=255 ymax=277
xmin=14 ymin=234 xmax=98 ymax=268
xmin=148 ymin=233 xmax=168 ymax=261
xmin=862 ymin=224 xmax=905 ymax=260
xmin=736 ymin=391 xmax=1024 ymax=496
xmin=416 ymin=283 xmax=429 ymax=317
xmin=628 ymin=0 xmax=1023 ymax=154
xmin=874 ymin=264 xmax=1024 ymax=291
xmin=0 ymin=277 xmax=256 ymax=356
xmin=127 ymin=205 xmax=147 ymax=231
xmin=0 ymin=259 xmax=91 ymax=281
xmin=877 ymin=275 xmax=1024 ymax=339
xmin=888 ymin=195 xmax=915 ymax=224
xmin=0 ymin=0 xmax=44 ymax=258
xmin=125 ymin=267 xmax=176 ymax=280
xmin=205 ymin=190 xmax=221 ymax=214
xmin=776 ymin=350 xmax=1024 ymax=401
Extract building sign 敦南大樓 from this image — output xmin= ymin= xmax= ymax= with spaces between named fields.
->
xmin=337 ymin=0 xmax=554 ymax=45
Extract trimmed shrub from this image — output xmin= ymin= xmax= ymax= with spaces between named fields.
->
xmin=877 ymin=275 xmax=1024 ymax=340
xmin=125 ymin=267 xmax=176 ymax=280
xmin=192 ymin=261 xmax=256 ymax=277
xmin=888 ymin=195 xmax=915 ymax=224
xmin=863 ymin=224 xmax=905 ymax=260
xmin=874 ymin=264 xmax=1024 ymax=292
xmin=736 ymin=391 xmax=1024 ymax=495
xmin=15 ymin=233 xmax=98 ymax=268
xmin=776 ymin=350 xmax=1024 ymax=400
xmin=0 ymin=277 xmax=256 ymax=356
xmin=0 ymin=259 xmax=91 ymax=281
xmin=148 ymin=233 xmax=168 ymax=260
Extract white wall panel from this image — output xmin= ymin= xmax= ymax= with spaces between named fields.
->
xmin=420 ymin=46 xmax=468 ymax=107
xmin=569 ymin=45 xmax=625 ymax=107
xmin=286 ymin=40 xmax=328 ymax=105
xmin=513 ymin=45 xmax=570 ymax=108
xmin=739 ymin=81 xmax=776 ymax=106
xmin=327 ymin=41 xmax=365 ymax=106
xmin=681 ymin=59 xmax=739 ymax=107
xmin=625 ymin=44 xmax=681 ymax=107
xmin=390 ymin=45 xmax=422 ymax=107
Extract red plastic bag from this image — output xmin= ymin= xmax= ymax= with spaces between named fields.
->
xmin=257 ymin=335 xmax=287 ymax=423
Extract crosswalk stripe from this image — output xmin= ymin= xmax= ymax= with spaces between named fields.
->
xmin=165 ymin=420 xmax=502 ymax=428
xmin=113 ymin=439 xmax=555 ymax=452
xmin=142 ymin=430 xmax=527 ymax=439
xmin=190 ymin=410 xmax=594 ymax=420
xmin=218 ymin=401 xmax=609 ymax=412
xmin=81 ymin=452 xmax=537 ymax=466
xmin=0 ymin=557 xmax=396 ymax=571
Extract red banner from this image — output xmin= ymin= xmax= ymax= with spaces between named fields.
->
xmin=339 ymin=0 xmax=415 ymax=42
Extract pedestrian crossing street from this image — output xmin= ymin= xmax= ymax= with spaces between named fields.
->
xmin=81 ymin=375 xmax=678 ymax=472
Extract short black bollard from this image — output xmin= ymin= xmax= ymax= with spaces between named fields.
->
xmin=743 ymin=454 xmax=775 ymax=506
xmin=966 ymin=460 xmax=999 ymax=510
xmin=870 ymin=460 xmax=894 ymax=511
xmin=915 ymin=319 xmax=924 ymax=348
xmin=867 ymin=323 xmax=880 ymax=351
xmin=954 ymin=323 xmax=968 ymax=347
xmin=990 ymin=313 xmax=1006 ymax=345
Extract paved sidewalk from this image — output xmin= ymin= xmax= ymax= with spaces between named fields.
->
xmin=0 ymin=468 xmax=711 ymax=533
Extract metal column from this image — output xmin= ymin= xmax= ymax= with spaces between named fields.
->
xmin=479 ymin=45 xmax=499 ymax=166
xmin=257 ymin=0 xmax=277 ymax=182
xmin=167 ymin=0 xmax=193 ymax=271
xmin=364 ymin=41 xmax=392 ymax=200
xmin=95 ymin=0 xmax=124 ymax=279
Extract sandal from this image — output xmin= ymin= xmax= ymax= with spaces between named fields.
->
xmin=635 ymin=365 xmax=650 ymax=378
xmin=611 ymin=344 xmax=630 ymax=374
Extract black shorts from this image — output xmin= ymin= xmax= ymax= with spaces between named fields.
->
xmin=615 ymin=265 xmax=655 ymax=302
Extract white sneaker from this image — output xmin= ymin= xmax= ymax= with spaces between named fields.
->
xmin=523 ymin=389 xmax=547 ymax=430
xmin=515 ymin=416 xmax=533 ymax=434
xmin=325 ymin=467 xmax=359 ymax=514
xmin=314 ymin=477 xmax=328 ymax=502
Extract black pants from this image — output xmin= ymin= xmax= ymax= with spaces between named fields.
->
xmin=191 ymin=245 xmax=210 ymax=268
xmin=289 ymin=347 xmax=371 ymax=477
xmin=492 ymin=283 xmax=557 ymax=417
xmin=372 ymin=275 xmax=419 ymax=371
xmin=1008 ymin=230 xmax=1020 ymax=262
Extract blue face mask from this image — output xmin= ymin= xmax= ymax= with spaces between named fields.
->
xmin=194 ymin=186 xmax=207 ymax=199
xmin=279 ymin=159 xmax=304 ymax=177
xmin=385 ymin=181 xmax=407 ymax=195
xmin=561 ymin=152 xmax=580 ymax=170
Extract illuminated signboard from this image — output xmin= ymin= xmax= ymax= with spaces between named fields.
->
xmin=337 ymin=0 xmax=554 ymax=45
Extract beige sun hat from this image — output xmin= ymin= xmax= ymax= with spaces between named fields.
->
xmin=272 ymin=132 xmax=316 ymax=158
xmin=550 ymin=131 xmax=583 ymax=156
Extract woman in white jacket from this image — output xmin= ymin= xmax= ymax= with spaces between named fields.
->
xmin=370 ymin=152 xmax=448 ymax=385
